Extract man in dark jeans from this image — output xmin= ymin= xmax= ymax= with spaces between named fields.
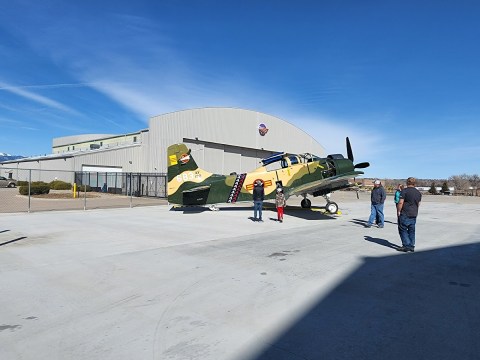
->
xmin=252 ymin=180 xmax=264 ymax=222
xmin=396 ymin=177 xmax=422 ymax=252
xmin=367 ymin=180 xmax=386 ymax=228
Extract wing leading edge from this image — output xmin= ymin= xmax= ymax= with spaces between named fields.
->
xmin=287 ymin=170 xmax=364 ymax=197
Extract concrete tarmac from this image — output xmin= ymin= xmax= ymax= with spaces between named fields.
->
xmin=1 ymin=192 xmax=479 ymax=360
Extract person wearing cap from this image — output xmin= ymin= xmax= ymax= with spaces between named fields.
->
xmin=396 ymin=177 xmax=422 ymax=252
xmin=275 ymin=187 xmax=286 ymax=223
xmin=366 ymin=179 xmax=386 ymax=228
xmin=252 ymin=180 xmax=265 ymax=222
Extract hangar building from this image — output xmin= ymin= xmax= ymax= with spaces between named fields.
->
xmin=1 ymin=108 xmax=325 ymax=194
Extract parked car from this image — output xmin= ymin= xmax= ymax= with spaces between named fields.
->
xmin=0 ymin=176 xmax=17 ymax=188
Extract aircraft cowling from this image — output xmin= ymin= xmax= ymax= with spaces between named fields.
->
xmin=328 ymin=158 xmax=355 ymax=176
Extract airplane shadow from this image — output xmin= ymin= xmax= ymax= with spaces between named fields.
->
xmin=283 ymin=206 xmax=334 ymax=221
xmin=169 ymin=203 xmax=333 ymax=220
xmin=249 ymin=242 xmax=480 ymax=360
xmin=170 ymin=205 xmax=254 ymax=214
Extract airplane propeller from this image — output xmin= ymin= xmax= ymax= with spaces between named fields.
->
xmin=346 ymin=137 xmax=370 ymax=169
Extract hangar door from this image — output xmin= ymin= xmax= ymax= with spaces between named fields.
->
xmin=183 ymin=140 xmax=274 ymax=174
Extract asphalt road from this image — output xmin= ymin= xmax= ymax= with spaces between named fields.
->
xmin=1 ymin=191 xmax=479 ymax=359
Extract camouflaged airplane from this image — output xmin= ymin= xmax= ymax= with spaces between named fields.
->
xmin=167 ymin=137 xmax=369 ymax=213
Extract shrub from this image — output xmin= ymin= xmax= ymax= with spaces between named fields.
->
xmin=17 ymin=181 xmax=29 ymax=186
xmin=19 ymin=184 xmax=51 ymax=195
xmin=75 ymin=184 xmax=92 ymax=192
xmin=49 ymin=180 xmax=72 ymax=190
xmin=32 ymin=181 xmax=48 ymax=186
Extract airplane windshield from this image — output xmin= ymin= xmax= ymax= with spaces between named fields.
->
xmin=300 ymin=153 xmax=321 ymax=163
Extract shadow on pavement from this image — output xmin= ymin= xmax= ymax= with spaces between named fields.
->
xmin=0 ymin=236 xmax=27 ymax=247
xmin=364 ymin=235 xmax=402 ymax=250
xmin=170 ymin=203 xmax=334 ymax=220
xmin=250 ymin=242 xmax=480 ymax=360
xmin=351 ymin=219 xmax=398 ymax=227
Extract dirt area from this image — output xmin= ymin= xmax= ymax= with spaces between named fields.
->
xmin=0 ymin=188 xmax=167 ymax=213
xmin=31 ymin=191 xmax=101 ymax=199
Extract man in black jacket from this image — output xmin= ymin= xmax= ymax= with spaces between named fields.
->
xmin=366 ymin=179 xmax=386 ymax=228
xmin=252 ymin=180 xmax=265 ymax=222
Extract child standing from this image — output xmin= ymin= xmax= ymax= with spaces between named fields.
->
xmin=275 ymin=188 xmax=286 ymax=222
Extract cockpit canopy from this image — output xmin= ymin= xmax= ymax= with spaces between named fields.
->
xmin=261 ymin=152 xmax=322 ymax=170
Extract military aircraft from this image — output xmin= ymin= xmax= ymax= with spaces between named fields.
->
xmin=167 ymin=137 xmax=369 ymax=213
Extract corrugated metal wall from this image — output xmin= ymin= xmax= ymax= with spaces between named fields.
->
xmin=149 ymin=108 xmax=325 ymax=174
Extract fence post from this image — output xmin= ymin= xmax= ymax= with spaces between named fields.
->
xmin=130 ymin=173 xmax=133 ymax=208
xmin=84 ymin=184 xmax=87 ymax=210
xmin=28 ymin=169 xmax=31 ymax=213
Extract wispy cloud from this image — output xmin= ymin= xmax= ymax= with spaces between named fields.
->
xmin=0 ymin=83 xmax=92 ymax=90
xmin=0 ymin=81 xmax=80 ymax=115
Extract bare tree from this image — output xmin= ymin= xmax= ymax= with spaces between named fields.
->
xmin=469 ymin=174 xmax=480 ymax=196
xmin=449 ymin=174 xmax=470 ymax=193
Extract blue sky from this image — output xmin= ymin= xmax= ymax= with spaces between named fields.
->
xmin=1 ymin=0 xmax=479 ymax=179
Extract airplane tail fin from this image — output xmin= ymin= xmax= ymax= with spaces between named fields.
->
xmin=167 ymin=144 xmax=200 ymax=181
xmin=167 ymin=144 xmax=213 ymax=202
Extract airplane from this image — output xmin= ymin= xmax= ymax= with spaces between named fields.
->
xmin=167 ymin=137 xmax=369 ymax=213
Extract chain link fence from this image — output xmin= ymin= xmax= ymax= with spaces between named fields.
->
xmin=0 ymin=168 xmax=167 ymax=213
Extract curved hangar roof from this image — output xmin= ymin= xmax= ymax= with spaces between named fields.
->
xmin=148 ymin=108 xmax=325 ymax=173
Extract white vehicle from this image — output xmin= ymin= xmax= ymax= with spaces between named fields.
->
xmin=0 ymin=176 xmax=17 ymax=188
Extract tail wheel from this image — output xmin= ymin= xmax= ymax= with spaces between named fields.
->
xmin=301 ymin=198 xmax=311 ymax=208
xmin=326 ymin=202 xmax=338 ymax=214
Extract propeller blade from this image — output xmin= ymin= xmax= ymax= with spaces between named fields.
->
xmin=354 ymin=162 xmax=370 ymax=169
xmin=346 ymin=137 xmax=354 ymax=162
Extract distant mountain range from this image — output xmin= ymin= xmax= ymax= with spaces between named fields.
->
xmin=0 ymin=153 xmax=25 ymax=162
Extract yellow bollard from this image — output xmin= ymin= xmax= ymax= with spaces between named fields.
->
xmin=73 ymin=183 xmax=77 ymax=198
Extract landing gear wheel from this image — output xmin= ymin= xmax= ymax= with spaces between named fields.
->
xmin=301 ymin=198 xmax=312 ymax=208
xmin=326 ymin=201 xmax=338 ymax=214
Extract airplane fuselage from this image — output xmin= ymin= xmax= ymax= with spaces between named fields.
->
xmin=168 ymin=149 xmax=357 ymax=206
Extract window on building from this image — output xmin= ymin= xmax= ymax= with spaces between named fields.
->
xmin=133 ymin=136 xmax=137 ymax=143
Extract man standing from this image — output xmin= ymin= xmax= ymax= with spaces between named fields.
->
xmin=367 ymin=179 xmax=386 ymax=228
xmin=397 ymin=177 xmax=422 ymax=252
xmin=252 ymin=180 xmax=264 ymax=222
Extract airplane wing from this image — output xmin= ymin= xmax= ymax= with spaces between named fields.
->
xmin=286 ymin=171 xmax=364 ymax=197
